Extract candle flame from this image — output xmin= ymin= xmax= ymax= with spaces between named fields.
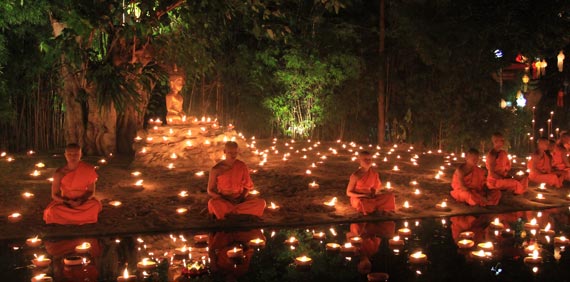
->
xmin=545 ymin=223 xmax=551 ymax=232
xmin=532 ymin=250 xmax=539 ymax=258
xmin=530 ymin=218 xmax=537 ymax=225
xmin=324 ymin=197 xmax=337 ymax=206
xmin=411 ymin=251 xmax=423 ymax=258
xmin=403 ymin=201 xmax=410 ymax=208
xmin=494 ymin=218 xmax=500 ymax=225
xmin=135 ymin=179 xmax=143 ymax=186
xmin=393 ymin=236 xmax=400 ymax=241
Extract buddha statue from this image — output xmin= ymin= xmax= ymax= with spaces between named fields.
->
xmin=165 ymin=71 xmax=185 ymax=124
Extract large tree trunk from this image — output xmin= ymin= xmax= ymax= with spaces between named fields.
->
xmin=377 ymin=0 xmax=386 ymax=145
xmin=61 ymin=62 xmax=85 ymax=147
xmin=116 ymin=85 xmax=151 ymax=154
xmin=84 ymin=86 xmax=117 ymax=155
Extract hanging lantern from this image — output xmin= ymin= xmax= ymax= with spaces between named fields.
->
xmin=558 ymin=51 xmax=565 ymax=72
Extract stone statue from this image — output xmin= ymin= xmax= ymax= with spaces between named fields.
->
xmin=165 ymin=68 xmax=185 ymax=124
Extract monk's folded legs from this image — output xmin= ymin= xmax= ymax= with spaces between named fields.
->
xmin=350 ymin=193 xmax=395 ymax=215
xmin=529 ymin=173 xmax=564 ymax=188
xmin=487 ymin=178 xmax=527 ymax=195
xmin=208 ymin=198 xmax=266 ymax=220
xmin=43 ymin=199 xmax=102 ymax=225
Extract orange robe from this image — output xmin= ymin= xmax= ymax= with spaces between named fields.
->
xmin=552 ymin=145 xmax=570 ymax=181
xmin=451 ymin=165 xmax=501 ymax=206
xmin=208 ymin=160 xmax=266 ymax=220
xmin=349 ymin=169 xmax=395 ymax=214
xmin=208 ymin=230 xmax=264 ymax=278
xmin=528 ymin=153 xmax=563 ymax=188
xmin=485 ymin=150 xmax=527 ymax=194
xmin=43 ymin=162 xmax=102 ymax=225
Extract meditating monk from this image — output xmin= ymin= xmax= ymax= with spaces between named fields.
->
xmin=207 ymin=141 xmax=266 ymax=220
xmin=43 ymin=144 xmax=102 ymax=225
xmin=552 ymin=133 xmax=570 ymax=181
xmin=528 ymin=137 xmax=564 ymax=188
xmin=451 ymin=148 xmax=501 ymax=206
xmin=346 ymin=151 xmax=395 ymax=215
xmin=485 ymin=132 xmax=527 ymax=195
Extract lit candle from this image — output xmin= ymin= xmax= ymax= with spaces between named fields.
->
xmin=32 ymin=254 xmax=52 ymax=268
xmin=248 ymin=189 xmax=260 ymax=196
xmin=413 ymin=189 xmax=421 ymax=196
xmin=30 ymin=170 xmax=41 ymax=177
xmin=350 ymin=236 xmax=362 ymax=246
xmin=409 ymin=251 xmax=428 ymax=264
xmin=397 ymin=227 xmax=412 ymax=237
xmin=195 ymin=171 xmax=205 ymax=177
xmin=294 ymin=255 xmax=313 ymax=269
xmin=539 ymin=223 xmax=554 ymax=236
xmin=524 ymin=218 xmax=539 ymax=230
xmin=554 ymin=236 xmax=569 ymax=246
xmin=176 ymin=208 xmax=188 ymax=214
xmin=26 ymin=236 xmax=42 ymax=247
xmin=535 ymin=193 xmax=546 ymax=201
xmin=401 ymin=201 xmax=412 ymax=211
xmin=267 ymin=202 xmax=280 ymax=211
xmin=174 ymin=245 xmax=189 ymax=255
xmin=326 ymin=243 xmax=341 ymax=253
xmin=109 ymin=201 xmax=122 ymax=207
xmin=284 ymin=236 xmax=299 ymax=246
xmin=31 ymin=274 xmax=53 ymax=282
xmin=134 ymin=179 xmax=144 ymax=189
xmin=8 ymin=212 xmax=22 ymax=223
xmin=389 ymin=236 xmax=405 ymax=247
xmin=459 ymin=231 xmax=474 ymax=239
xmin=470 ymin=249 xmax=492 ymax=260
xmin=248 ymin=238 xmax=266 ymax=248
xmin=117 ymin=268 xmax=136 ymax=282
xmin=22 ymin=192 xmax=35 ymax=199
xmin=457 ymin=239 xmax=474 ymax=249
xmin=313 ymin=232 xmax=326 ymax=240
xmin=490 ymin=218 xmax=504 ymax=229
xmin=392 ymin=165 xmax=399 ymax=171
xmin=194 ymin=234 xmax=209 ymax=243
xmin=226 ymin=247 xmax=243 ymax=258
xmin=477 ymin=242 xmax=494 ymax=251
xmin=324 ymin=197 xmax=337 ymax=207
xmin=75 ymin=242 xmax=91 ymax=253
xmin=308 ymin=181 xmax=320 ymax=189
xmin=524 ymin=243 xmax=540 ymax=254
xmin=523 ymin=250 xmax=543 ymax=265
xmin=178 ymin=190 xmax=188 ymax=198
xmin=435 ymin=200 xmax=450 ymax=211
xmin=340 ymin=242 xmax=357 ymax=256
xmin=137 ymin=258 xmax=157 ymax=270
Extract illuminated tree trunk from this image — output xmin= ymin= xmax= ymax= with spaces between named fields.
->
xmin=377 ymin=0 xmax=386 ymax=145
xmin=60 ymin=62 xmax=85 ymax=148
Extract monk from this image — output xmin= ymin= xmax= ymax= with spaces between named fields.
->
xmin=528 ymin=137 xmax=564 ymax=188
xmin=451 ymin=148 xmax=501 ymax=206
xmin=43 ymin=144 xmax=102 ymax=225
xmin=552 ymin=133 xmax=570 ymax=181
xmin=346 ymin=151 xmax=395 ymax=215
xmin=485 ymin=132 xmax=527 ymax=195
xmin=207 ymin=141 xmax=266 ymax=220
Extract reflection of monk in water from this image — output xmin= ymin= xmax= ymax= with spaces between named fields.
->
xmin=347 ymin=221 xmax=395 ymax=274
xmin=165 ymin=71 xmax=185 ymax=124
xmin=44 ymin=238 xmax=101 ymax=282
xmin=208 ymin=229 xmax=265 ymax=281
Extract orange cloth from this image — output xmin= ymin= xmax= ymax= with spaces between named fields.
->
xmin=486 ymin=150 xmax=527 ymax=194
xmin=450 ymin=166 xmax=501 ymax=206
xmin=208 ymin=230 xmax=264 ymax=278
xmin=208 ymin=160 xmax=265 ymax=219
xmin=552 ymin=145 xmax=570 ymax=181
xmin=350 ymin=169 xmax=395 ymax=213
xmin=528 ymin=153 xmax=563 ymax=188
xmin=43 ymin=162 xmax=102 ymax=225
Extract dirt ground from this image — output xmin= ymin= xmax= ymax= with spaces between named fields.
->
xmin=1 ymin=140 xmax=568 ymax=240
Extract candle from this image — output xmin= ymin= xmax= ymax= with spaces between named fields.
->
xmin=457 ymin=239 xmax=474 ymax=249
xmin=409 ymin=251 xmax=428 ymax=264
xmin=389 ymin=236 xmax=405 ymax=247
xmin=226 ymin=247 xmax=243 ymax=258
xmin=501 ymin=228 xmax=515 ymax=238
xmin=535 ymin=193 xmax=546 ymax=201
xmin=340 ymin=242 xmax=357 ymax=256
xmin=350 ymin=236 xmax=363 ymax=246
xmin=367 ymin=272 xmax=390 ymax=282
xmin=294 ymin=256 xmax=313 ymax=270
xmin=413 ymin=189 xmax=421 ymax=196
xmin=540 ymin=223 xmax=554 ymax=236
xmin=134 ymin=136 xmax=143 ymax=142
xmin=137 ymin=258 xmax=157 ymax=270
xmin=554 ymin=236 xmax=569 ymax=246
xmin=30 ymin=170 xmax=41 ymax=177
xmin=523 ymin=250 xmax=543 ymax=265
xmin=524 ymin=243 xmax=540 ymax=254
xmin=398 ymin=228 xmax=412 ymax=237
xmin=195 ymin=171 xmax=205 ymax=177
xmin=459 ymin=231 xmax=475 ymax=239
xmin=324 ymin=197 xmax=337 ymax=207
xmin=26 ymin=236 xmax=42 ymax=248
xmin=176 ymin=208 xmax=188 ymax=214
xmin=194 ymin=234 xmax=209 ymax=243
xmin=248 ymin=238 xmax=266 ymax=248
xmin=313 ymin=232 xmax=326 ymax=240
xmin=8 ymin=212 xmax=22 ymax=223
xmin=174 ymin=245 xmax=189 ymax=255
xmin=22 ymin=192 xmax=35 ymax=199
xmin=63 ymin=255 xmax=85 ymax=266
xmin=31 ymin=274 xmax=53 ymax=282
xmin=248 ymin=189 xmax=260 ymax=197
xmin=477 ymin=242 xmax=494 ymax=251
xmin=117 ymin=268 xmax=136 ymax=282
xmin=32 ymin=255 xmax=52 ymax=268
xmin=435 ymin=200 xmax=450 ymax=211
xmin=524 ymin=218 xmax=539 ymax=230
xmin=75 ymin=242 xmax=91 ymax=253
xmin=267 ymin=202 xmax=280 ymax=212
xmin=326 ymin=243 xmax=341 ymax=253
xmin=392 ymin=165 xmax=400 ymax=171
xmin=133 ymin=179 xmax=144 ymax=190
xmin=470 ymin=249 xmax=492 ymax=260
xmin=401 ymin=201 xmax=412 ymax=211
xmin=109 ymin=201 xmax=122 ymax=207
xmin=308 ymin=181 xmax=320 ymax=189
xmin=490 ymin=218 xmax=504 ymax=229
xmin=284 ymin=236 xmax=299 ymax=246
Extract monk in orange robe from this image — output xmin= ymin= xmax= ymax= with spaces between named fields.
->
xmin=528 ymin=137 xmax=564 ymax=188
xmin=485 ymin=132 xmax=527 ymax=195
xmin=451 ymin=148 xmax=501 ymax=206
xmin=552 ymin=133 xmax=570 ymax=181
xmin=208 ymin=229 xmax=264 ymax=279
xmin=347 ymin=221 xmax=395 ymax=274
xmin=207 ymin=141 xmax=266 ymax=220
xmin=347 ymin=151 xmax=395 ymax=215
xmin=43 ymin=144 xmax=102 ymax=225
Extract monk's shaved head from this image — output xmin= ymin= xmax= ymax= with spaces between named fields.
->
xmin=491 ymin=132 xmax=504 ymax=142
xmin=66 ymin=143 xmax=81 ymax=151
xmin=466 ymin=148 xmax=479 ymax=157
xmin=225 ymin=141 xmax=238 ymax=149
xmin=359 ymin=150 xmax=371 ymax=156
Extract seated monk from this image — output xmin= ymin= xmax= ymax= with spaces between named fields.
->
xmin=485 ymin=132 xmax=527 ymax=195
xmin=528 ymin=137 xmax=564 ymax=188
xmin=451 ymin=148 xmax=501 ymax=206
xmin=346 ymin=151 xmax=395 ymax=215
xmin=207 ymin=141 xmax=266 ymax=220
xmin=43 ymin=144 xmax=102 ymax=225
xmin=552 ymin=133 xmax=570 ymax=181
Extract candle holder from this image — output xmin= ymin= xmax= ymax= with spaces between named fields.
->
xmin=325 ymin=243 xmax=341 ymax=254
xmin=8 ymin=213 xmax=22 ymax=223
xmin=294 ymin=256 xmax=313 ymax=271
xmin=459 ymin=231 xmax=474 ymax=239
xmin=75 ymin=242 xmax=91 ymax=254
xmin=457 ymin=239 xmax=474 ymax=249
xmin=193 ymin=234 xmax=209 ymax=244
xmin=408 ymin=251 xmax=428 ymax=264
xmin=523 ymin=251 xmax=543 ymax=265
xmin=340 ymin=242 xmax=357 ymax=257
xmin=26 ymin=237 xmax=42 ymax=248
xmin=266 ymin=202 xmax=280 ymax=212
xmin=490 ymin=218 xmax=504 ymax=229
xmin=388 ymin=236 xmax=405 ymax=248
xmin=367 ymin=272 xmax=389 ymax=282
xmin=312 ymin=232 xmax=326 ymax=241
xmin=284 ymin=237 xmax=299 ymax=247
xmin=397 ymin=228 xmax=412 ymax=238
xmin=137 ymin=258 xmax=157 ymax=270
xmin=227 ymin=247 xmax=244 ymax=264
xmin=554 ymin=236 xmax=569 ymax=246
xmin=248 ymin=238 xmax=266 ymax=249
xmin=435 ymin=201 xmax=451 ymax=212
xmin=32 ymin=256 xmax=52 ymax=268
xmin=470 ymin=250 xmax=492 ymax=261
xmin=31 ymin=274 xmax=53 ymax=282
